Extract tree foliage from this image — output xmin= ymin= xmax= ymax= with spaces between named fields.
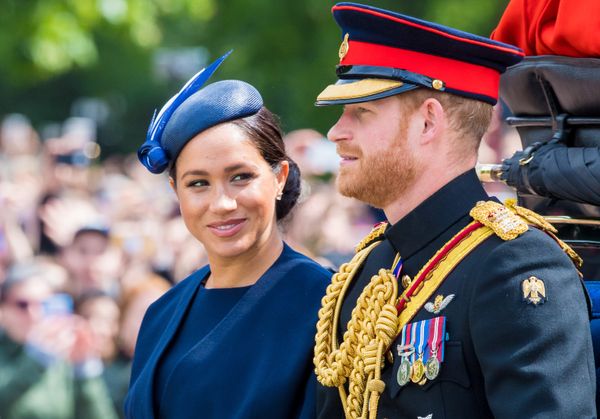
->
xmin=0 ymin=0 xmax=509 ymax=155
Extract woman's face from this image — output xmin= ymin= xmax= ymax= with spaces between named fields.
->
xmin=170 ymin=123 xmax=288 ymax=260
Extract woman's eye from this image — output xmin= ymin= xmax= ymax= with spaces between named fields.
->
xmin=231 ymin=173 xmax=254 ymax=183
xmin=188 ymin=179 xmax=209 ymax=187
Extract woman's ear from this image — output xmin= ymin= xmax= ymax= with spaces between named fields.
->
xmin=169 ymin=177 xmax=178 ymax=197
xmin=276 ymin=161 xmax=290 ymax=192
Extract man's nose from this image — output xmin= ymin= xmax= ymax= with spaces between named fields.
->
xmin=327 ymin=113 xmax=352 ymax=144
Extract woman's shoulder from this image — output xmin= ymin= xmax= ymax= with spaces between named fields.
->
xmin=281 ymin=244 xmax=333 ymax=284
xmin=135 ymin=267 xmax=207 ymax=347
xmin=146 ymin=266 xmax=209 ymax=315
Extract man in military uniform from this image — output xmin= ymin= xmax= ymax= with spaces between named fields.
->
xmin=313 ymin=3 xmax=596 ymax=418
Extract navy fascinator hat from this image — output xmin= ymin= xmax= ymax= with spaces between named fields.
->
xmin=137 ymin=51 xmax=264 ymax=174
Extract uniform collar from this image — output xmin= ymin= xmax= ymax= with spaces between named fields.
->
xmin=384 ymin=169 xmax=489 ymax=260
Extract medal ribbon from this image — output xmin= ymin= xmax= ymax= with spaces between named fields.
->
xmin=438 ymin=316 xmax=447 ymax=361
xmin=408 ymin=322 xmax=416 ymax=363
xmin=426 ymin=316 xmax=439 ymax=362
xmin=400 ymin=320 xmax=407 ymax=348
xmin=417 ymin=319 xmax=427 ymax=360
xmin=392 ymin=253 xmax=403 ymax=279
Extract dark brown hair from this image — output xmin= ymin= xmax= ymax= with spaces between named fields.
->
xmin=169 ymin=107 xmax=301 ymax=221
xmin=231 ymin=107 xmax=301 ymax=220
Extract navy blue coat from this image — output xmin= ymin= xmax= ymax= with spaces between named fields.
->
xmin=126 ymin=244 xmax=330 ymax=418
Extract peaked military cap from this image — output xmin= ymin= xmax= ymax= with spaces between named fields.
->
xmin=138 ymin=51 xmax=263 ymax=174
xmin=316 ymin=2 xmax=524 ymax=106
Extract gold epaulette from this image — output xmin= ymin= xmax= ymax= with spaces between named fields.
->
xmin=355 ymin=222 xmax=388 ymax=253
xmin=473 ymin=199 xmax=583 ymax=268
xmin=504 ymin=199 xmax=583 ymax=268
xmin=469 ymin=200 xmax=528 ymax=241
xmin=504 ymin=198 xmax=558 ymax=233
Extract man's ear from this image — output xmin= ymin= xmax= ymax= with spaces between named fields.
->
xmin=417 ymin=98 xmax=446 ymax=144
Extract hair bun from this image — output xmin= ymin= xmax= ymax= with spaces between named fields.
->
xmin=276 ymin=159 xmax=301 ymax=220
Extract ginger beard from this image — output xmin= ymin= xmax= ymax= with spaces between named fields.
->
xmin=335 ymin=120 xmax=419 ymax=209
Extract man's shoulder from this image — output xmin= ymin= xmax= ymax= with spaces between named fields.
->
xmin=483 ymin=224 xmax=576 ymax=267
xmin=464 ymin=200 xmax=579 ymax=272
xmin=467 ymin=225 xmax=585 ymax=314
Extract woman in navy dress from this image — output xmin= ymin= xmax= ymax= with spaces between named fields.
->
xmin=126 ymin=52 xmax=331 ymax=418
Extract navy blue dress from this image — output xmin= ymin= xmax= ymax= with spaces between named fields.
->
xmin=125 ymin=244 xmax=331 ymax=419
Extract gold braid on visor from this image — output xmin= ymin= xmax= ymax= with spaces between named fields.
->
xmin=317 ymin=78 xmax=404 ymax=102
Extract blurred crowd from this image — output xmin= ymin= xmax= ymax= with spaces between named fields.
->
xmin=0 ymin=109 xmax=518 ymax=417
xmin=0 ymin=113 xmax=384 ymax=418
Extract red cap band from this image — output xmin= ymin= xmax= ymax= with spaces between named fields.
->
xmin=341 ymin=40 xmax=500 ymax=101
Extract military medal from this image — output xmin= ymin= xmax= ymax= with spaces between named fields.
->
xmin=397 ymin=356 xmax=412 ymax=386
xmin=396 ymin=324 xmax=414 ymax=387
xmin=411 ymin=356 xmax=425 ymax=383
xmin=397 ymin=317 xmax=447 ymax=386
xmin=410 ymin=320 xmax=427 ymax=383
xmin=425 ymin=355 xmax=440 ymax=380
xmin=424 ymin=316 xmax=445 ymax=380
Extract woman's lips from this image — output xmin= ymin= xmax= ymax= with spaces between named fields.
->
xmin=207 ymin=218 xmax=247 ymax=238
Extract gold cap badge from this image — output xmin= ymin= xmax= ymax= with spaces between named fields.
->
xmin=522 ymin=276 xmax=546 ymax=305
xmin=339 ymin=33 xmax=350 ymax=62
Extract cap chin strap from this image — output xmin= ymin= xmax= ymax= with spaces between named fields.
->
xmin=337 ymin=65 xmax=444 ymax=91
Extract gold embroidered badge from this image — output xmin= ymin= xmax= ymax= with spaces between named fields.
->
xmin=470 ymin=201 xmax=528 ymax=241
xmin=522 ymin=276 xmax=547 ymax=305
xmin=354 ymin=222 xmax=388 ymax=253
xmin=339 ymin=33 xmax=350 ymax=62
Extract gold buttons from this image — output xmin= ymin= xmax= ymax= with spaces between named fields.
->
xmin=401 ymin=275 xmax=412 ymax=289
xmin=432 ymin=79 xmax=444 ymax=90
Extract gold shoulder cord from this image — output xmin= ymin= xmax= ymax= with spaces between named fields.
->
xmin=313 ymin=239 xmax=399 ymax=419
xmin=314 ymin=201 xmax=538 ymax=419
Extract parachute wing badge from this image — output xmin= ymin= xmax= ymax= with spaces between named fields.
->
xmin=424 ymin=294 xmax=455 ymax=314
xmin=522 ymin=276 xmax=547 ymax=306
